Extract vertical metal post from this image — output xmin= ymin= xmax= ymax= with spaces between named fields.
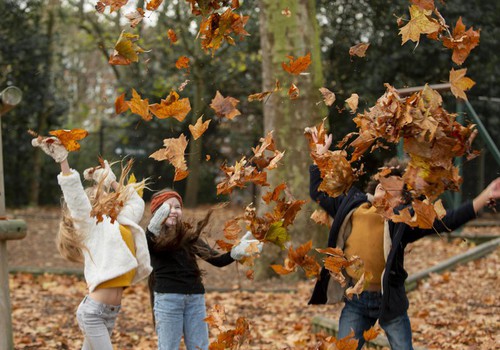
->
xmin=0 ymin=86 xmax=23 ymax=350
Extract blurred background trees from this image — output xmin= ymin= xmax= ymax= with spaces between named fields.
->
xmin=1 ymin=0 xmax=498 ymax=227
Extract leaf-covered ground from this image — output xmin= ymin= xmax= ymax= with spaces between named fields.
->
xmin=7 ymin=206 xmax=500 ymax=349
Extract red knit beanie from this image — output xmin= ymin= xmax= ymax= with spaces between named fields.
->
xmin=150 ymin=191 xmax=183 ymax=213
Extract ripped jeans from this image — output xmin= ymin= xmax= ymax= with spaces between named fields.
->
xmin=76 ymin=295 xmax=121 ymax=350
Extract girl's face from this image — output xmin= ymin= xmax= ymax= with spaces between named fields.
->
xmin=164 ymin=197 xmax=182 ymax=227
xmin=373 ymin=178 xmax=403 ymax=206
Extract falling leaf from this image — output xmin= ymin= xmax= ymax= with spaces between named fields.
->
xmin=127 ymin=89 xmax=151 ymax=121
xmin=49 ymin=129 xmax=88 ymax=152
xmin=204 ymin=304 xmax=227 ymax=329
xmin=167 ymin=28 xmax=178 ymax=44
xmin=271 ymin=241 xmax=320 ymax=278
xmin=210 ymin=91 xmax=241 ymax=120
xmin=248 ymin=80 xmax=281 ymax=102
xmin=175 ymin=56 xmax=190 ymax=70
xmin=319 ymin=87 xmax=336 ymax=106
xmin=349 ymin=42 xmax=370 ymax=58
xmin=206 ymin=154 xmax=211 ymax=161
xmin=189 ymin=116 xmax=211 ymax=140
xmin=310 ymin=209 xmax=330 ymax=226
xmin=124 ymin=8 xmax=145 ymax=28
xmin=149 ymin=91 xmax=191 ymax=122
xmin=146 ymin=0 xmax=162 ymax=11
xmin=442 ymin=17 xmax=480 ymax=65
xmin=149 ymin=134 xmax=189 ymax=182
xmin=223 ymin=219 xmax=241 ymax=240
xmin=411 ymin=0 xmax=435 ymax=11
xmin=363 ymin=326 xmax=380 ymax=341
xmin=288 ymin=83 xmax=300 ymax=100
xmin=109 ymin=31 xmax=146 ymax=66
xmin=115 ymin=92 xmax=129 ymax=115
xmin=178 ymin=79 xmax=190 ymax=91
xmin=345 ymin=93 xmax=359 ymax=113
xmin=449 ymin=68 xmax=475 ymax=101
xmin=399 ymin=5 xmax=441 ymax=44
xmin=95 ymin=0 xmax=128 ymax=13
xmin=282 ymin=7 xmax=291 ymax=17
xmin=282 ymin=52 xmax=312 ymax=75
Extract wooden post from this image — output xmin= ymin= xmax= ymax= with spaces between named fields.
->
xmin=0 ymin=86 xmax=25 ymax=350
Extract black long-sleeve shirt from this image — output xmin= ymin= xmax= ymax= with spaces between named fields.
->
xmin=146 ymin=229 xmax=234 ymax=294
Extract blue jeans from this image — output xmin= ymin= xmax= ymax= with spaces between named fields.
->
xmin=154 ymin=292 xmax=209 ymax=350
xmin=338 ymin=291 xmax=413 ymax=350
xmin=76 ymin=295 xmax=121 ymax=350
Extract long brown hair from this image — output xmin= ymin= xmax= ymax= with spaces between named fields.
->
xmin=56 ymin=159 xmax=147 ymax=263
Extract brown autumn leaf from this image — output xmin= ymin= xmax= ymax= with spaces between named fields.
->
xmin=311 ymin=150 xmax=357 ymax=197
xmin=167 ymin=29 xmax=178 ymax=44
xmin=399 ymin=5 xmax=441 ymax=44
xmin=95 ymin=0 xmax=128 ymax=13
xmin=248 ymin=79 xmax=281 ymax=102
xmin=49 ymin=129 xmax=88 ymax=152
xmin=449 ymin=68 xmax=475 ymax=101
xmin=282 ymin=7 xmax=291 ymax=17
xmin=210 ymin=91 xmax=241 ymax=120
xmin=149 ymin=91 xmax=191 ymax=122
xmin=124 ymin=8 xmax=145 ymax=28
xmin=189 ymin=116 xmax=211 ymax=140
xmin=108 ymin=31 xmax=146 ymax=66
xmin=223 ymin=219 xmax=241 ymax=241
xmin=442 ymin=17 xmax=480 ymax=66
xmin=288 ymin=83 xmax=300 ymax=100
xmin=175 ymin=56 xmax=190 ymax=70
xmin=145 ymin=0 xmax=162 ymax=11
xmin=411 ymin=0 xmax=435 ymax=11
xmin=310 ymin=209 xmax=330 ymax=226
xmin=115 ymin=92 xmax=129 ymax=115
xmin=262 ymin=183 xmax=287 ymax=205
xmin=199 ymin=9 xmax=249 ymax=55
xmin=127 ymin=89 xmax=151 ymax=121
xmin=204 ymin=304 xmax=227 ymax=329
xmin=349 ymin=42 xmax=370 ymax=58
xmin=282 ymin=52 xmax=312 ymax=75
xmin=363 ymin=326 xmax=381 ymax=341
xmin=271 ymin=241 xmax=320 ymax=279
xmin=318 ymin=87 xmax=336 ymax=106
xmin=149 ymin=134 xmax=189 ymax=182
xmin=345 ymin=93 xmax=359 ymax=113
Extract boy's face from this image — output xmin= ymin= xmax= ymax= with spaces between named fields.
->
xmin=373 ymin=176 xmax=404 ymax=205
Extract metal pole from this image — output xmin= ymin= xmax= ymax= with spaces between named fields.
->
xmin=0 ymin=86 xmax=23 ymax=350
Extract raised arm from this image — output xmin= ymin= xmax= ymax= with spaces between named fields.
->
xmin=473 ymin=177 xmax=500 ymax=213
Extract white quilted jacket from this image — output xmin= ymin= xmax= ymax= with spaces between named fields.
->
xmin=57 ymin=170 xmax=152 ymax=292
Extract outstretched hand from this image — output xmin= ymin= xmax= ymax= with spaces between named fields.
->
xmin=311 ymin=130 xmax=333 ymax=155
xmin=32 ymin=137 xmax=68 ymax=163
xmin=83 ymin=160 xmax=116 ymax=188
xmin=473 ymin=177 xmax=500 ymax=213
xmin=230 ymin=231 xmax=264 ymax=261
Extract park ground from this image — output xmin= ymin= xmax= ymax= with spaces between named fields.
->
xmin=6 ymin=205 xmax=500 ymax=349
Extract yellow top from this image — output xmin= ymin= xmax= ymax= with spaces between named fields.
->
xmin=344 ymin=203 xmax=385 ymax=288
xmin=96 ymin=225 xmax=136 ymax=289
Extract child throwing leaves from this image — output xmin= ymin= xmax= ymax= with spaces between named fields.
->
xmin=32 ymin=136 xmax=152 ymax=350
xmin=146 ymin=189 xmax=262 ymax=350
xmin=308 ymin=130 xmax=500 ymax=350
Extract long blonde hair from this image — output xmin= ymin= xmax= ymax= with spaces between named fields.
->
xmin=56 ymin=159 xmax=147 ymax=263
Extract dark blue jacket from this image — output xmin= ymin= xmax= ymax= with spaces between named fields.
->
xmin=308 ymin=165 xmax=476 ymax=322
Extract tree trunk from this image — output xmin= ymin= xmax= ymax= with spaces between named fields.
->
xmin=255 ymin=0 xmax=327 ymax=280
xmin=184 ymin=58 xmax=205 ymax=207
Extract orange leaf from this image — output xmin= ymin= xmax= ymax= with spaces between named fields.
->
xmin=210 ymin=91 xmax=241 ymax=120
xmin=115 ymin=92 xmax=129 ymax=115
xmin=349 ymin=42 xmax=370 ymax=58
xmin=449 ymin=68 xmax=475 ymax=101
xmin=108 ymin=31 xmax=146 ymax=66
xmin=310 ymin=209 xmax=330 ymax=226
xmin=411 ymin=0 xmax=435 ymax=11
xmin=127 ymin=89 xmax=151 ymax=121
xmin=288 ymin=83 xmax=299 ymax=100
xmin=223 ymin=219 xmax=241 ymax=240
xmin=149 ymin=134 xmax=189 ymax=182
xmin=442 ymin=17 xmax=480 ymax=66
xmin=189 ymin=116 xmax=211 ymax=140
xmin=282 ymin=52 xmax=311 ymax=75
xmin=175 ymin=56 xmax=190 ymax=70
xmin=95 ymin=0 xmax=128 ymax=13
xmin=149 ymin=91 xmax=191 ymax=122
xmin=146 ymin=0 xmax=162 ymax=11
xmin=345 ymin=93 xmax=359 ymax=113
xmin=49 ymin=129 xmax=88 ymax=152
xmin=319 ymin=87 xmax=336 ymax=106
xmin=124 ymin=8 xmax=145 ymax=28
xmin=398 ymin=5 xmax=441 ymax=44
xmin=248 ymin=80 xmax=280 ymax=102
xmin=167 ymin=28 xmax=178 ymax=44
xmin=363 ymin=326 xmax=380 ymax=341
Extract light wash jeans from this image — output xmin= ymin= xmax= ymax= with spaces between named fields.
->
xmin=76 ymin=295 xmax=121 ymax=350
xmin=338 ymin=291 xmax=414 ymax=350
xmin=154 ymin=292 xmax=209 ymax=350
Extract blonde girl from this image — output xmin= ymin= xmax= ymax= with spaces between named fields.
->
xmin=32 ymin=136 xmax=152 ymax=350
